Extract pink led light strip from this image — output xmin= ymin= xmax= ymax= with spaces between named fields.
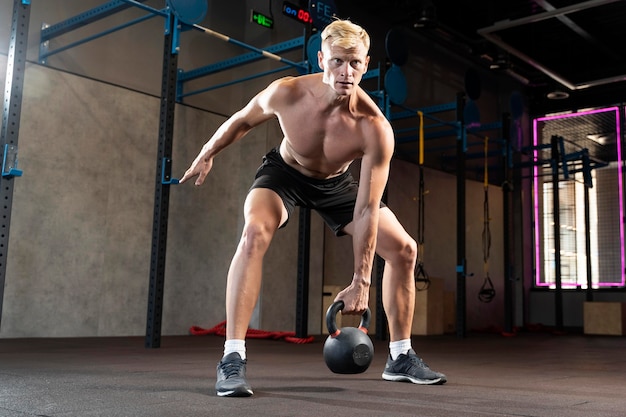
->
xmin=532 ymin=106 xmax=624 ymax=288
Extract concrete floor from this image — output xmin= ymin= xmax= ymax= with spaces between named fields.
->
xmin=1 ymin=330 xmax=626 ymax=416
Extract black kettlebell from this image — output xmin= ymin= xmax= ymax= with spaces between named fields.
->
xmin=323 ymin=300 xmax=374 ymax=374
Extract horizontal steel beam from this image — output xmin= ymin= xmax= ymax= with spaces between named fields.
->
xmin=41 ymin=0 xmax=150 ymax=41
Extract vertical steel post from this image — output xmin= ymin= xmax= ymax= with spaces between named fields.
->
xmin=0 ymin=0 xmax=31 ymax=328
xmin=145 ymin=14 xmax=178 ymax=348
xmin=583 ymin=151 xmax=593 ymax=301
xmin=455 ymin=92 xmax=467 ymax=338
xmin=374 ymin=254 xmax=387 ymax=340
xmin=375 ymin=189 xmax=388 ymax=340
xmin=550 ymin=136 xmax=563 ymax=331
xmin=622 ymin=105 xmax=626 ymax=290
xmin=296 ymin=21 xmax=314 ymax=339
xmin=512 ymin=127 xmax=525 ymax=329
xmin=502 ymin=114 xmax=515 ymax=334
xmin=295 ymin=207 xmax=311 ymax=338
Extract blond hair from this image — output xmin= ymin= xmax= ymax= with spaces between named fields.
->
xmin=321 ymin=19 xmax=370 ymax=52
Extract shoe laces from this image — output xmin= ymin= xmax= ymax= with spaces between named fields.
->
xmin=406 ymin=353 xmax=430 ymax=370
xmin=219 ymin=358 xmax=246 ymax=379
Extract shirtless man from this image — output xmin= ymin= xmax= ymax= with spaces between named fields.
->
xmin=180 ymin=19 xmax=446 ymax=397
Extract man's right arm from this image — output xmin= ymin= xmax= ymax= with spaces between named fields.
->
xmin=179 ymin=78 xmax=290 ymax=186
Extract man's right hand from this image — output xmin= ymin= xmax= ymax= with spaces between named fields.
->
xmin=179 ymin=154 xmax=214 ymax=186
xmin=334 ymin=276 xmax=370 ymax=315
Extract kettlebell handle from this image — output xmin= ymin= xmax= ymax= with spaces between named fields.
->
xmin=326 ymin=300 xmax=371 ymax=337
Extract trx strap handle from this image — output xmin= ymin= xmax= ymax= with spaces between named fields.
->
xmin=479 ymin=136 xmax=496 ymax=303
xmin=415 ymin=111 xmax=430 ymax=291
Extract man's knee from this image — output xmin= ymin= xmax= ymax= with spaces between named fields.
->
xmin=240 ymin=220 xmax=276 ymax=256
xmin=381 ymin=234 xmax=417 ymax=268
xmin=400 ymin=236 xmax=418 ymax=266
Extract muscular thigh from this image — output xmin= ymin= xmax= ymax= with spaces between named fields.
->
xmin=343 ymin=207 xmax=412 ymax=259
xmin=375 ymin=208 xmax=413 ymax=257
xmin=244 ymin=188 xmax=289 ymax=229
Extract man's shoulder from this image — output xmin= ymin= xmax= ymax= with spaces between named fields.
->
xmin=354 ymin=89 xmax=389 ymax=123
xmin=267 ymin=74 xmax=319 ymax=99
xmin=352 ymin=90 xmax=394 ymax=145
xmin=272 ymin=73 xmax=319 ymax=88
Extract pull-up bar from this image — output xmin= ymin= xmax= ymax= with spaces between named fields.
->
xmin=190 ymin=23 xmax=305 ymax=71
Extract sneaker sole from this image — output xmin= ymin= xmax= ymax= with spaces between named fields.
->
xmin=217 ymin=387 xmax=254 ymax=397
xmin=382 ymin=372 xmax=445 ymax=385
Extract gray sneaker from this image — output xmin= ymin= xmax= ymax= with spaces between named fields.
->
xmin=215 ymin=352 xmax=253 ymax=397
xmin=382 ymin=349 xmax=447 ymax=385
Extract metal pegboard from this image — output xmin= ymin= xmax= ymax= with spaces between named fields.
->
xmin=0 ymin=0 xmax=31 ymax=328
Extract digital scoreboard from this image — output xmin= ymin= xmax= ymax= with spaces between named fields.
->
xmin=282 ymin=1 xmax=337 ymax=28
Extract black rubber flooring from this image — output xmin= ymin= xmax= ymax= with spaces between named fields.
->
xmin=2 ymin=330 xmax=626 ymax=416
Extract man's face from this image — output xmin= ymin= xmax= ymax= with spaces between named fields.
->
xmin=318 ymin=41 xmax=370 ymax=96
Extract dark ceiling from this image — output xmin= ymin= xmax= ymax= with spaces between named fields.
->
xmin=336 ymin=0 xmax=626 ymax=184
xmin=340 ymin=0 xmax=626 ymax=113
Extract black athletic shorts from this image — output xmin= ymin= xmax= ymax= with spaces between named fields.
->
xmin=250 ymin=147 xmax=384 ymax=236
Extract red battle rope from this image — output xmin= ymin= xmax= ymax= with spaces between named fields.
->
xmin=189 ymin=321 xmax=315 ymax=344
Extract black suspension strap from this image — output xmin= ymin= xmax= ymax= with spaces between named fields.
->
xmin=415 ymin=111 xmax=430 ymax=291
xmin=479 ymin=136 xmax=496 ymax=302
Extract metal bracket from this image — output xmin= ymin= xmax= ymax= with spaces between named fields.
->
xmin=2 ymin=145 xmax=23 ymax=178
xmin=39 ymin=23 xmax=49 ymax=64
xmin=455 ymin=259 xmax=474 ymax=277
xmin=161 ymin=157 xmax=179 ymax=185
xmin=170 ymin=14 xmax=181 ymax=55
xmin=163 ymin=6 xmax=172 ymax=34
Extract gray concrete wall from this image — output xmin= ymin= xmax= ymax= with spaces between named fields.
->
xmin=0 ymin=61 xmax=232 ymax=337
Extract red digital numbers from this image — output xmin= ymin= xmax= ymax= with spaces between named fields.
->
xmin=282 ymin=1 xmax=313 ymax=24
xmin=297 ymin=9 xmax=311 ymax=23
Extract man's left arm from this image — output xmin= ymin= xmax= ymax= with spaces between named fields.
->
xmin=337 ymin=117 xmax=395 ymax=313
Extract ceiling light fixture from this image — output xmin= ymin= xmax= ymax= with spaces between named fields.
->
xmin=413 ymin=0 xmax=437 ymax=28
xmin=489 ymin=53 xmax=510 ymax=70
xmin=546 ymin=90 xmax=570 ymax=100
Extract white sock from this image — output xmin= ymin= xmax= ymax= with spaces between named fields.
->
xmin=224 ymin=339 xmax=246 ymax=360
xmin=389 ymin=339 xmax=412 ymax=360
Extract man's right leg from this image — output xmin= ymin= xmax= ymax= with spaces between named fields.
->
xmin=216 ymin=188 xmax=288 ymax=397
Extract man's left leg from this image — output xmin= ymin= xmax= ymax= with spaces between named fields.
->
xmin=375 ymin=208 xmax=447 ymax=385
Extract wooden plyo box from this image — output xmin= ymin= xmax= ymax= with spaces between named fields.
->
xmin=412 ymin=277 xmax=444 ymax=335
xmin=583 ymin=301 xmax=626 ymax=336
xmin=323 ymin=279 xmax=451 ymax=337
